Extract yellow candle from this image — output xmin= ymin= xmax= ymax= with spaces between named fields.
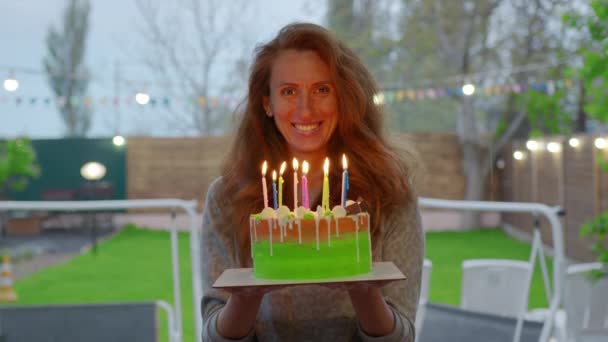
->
xmin=322 ymin=157 xmax=329 ymax=211
xmin=278 ymin=161 xmax=286 ymax=207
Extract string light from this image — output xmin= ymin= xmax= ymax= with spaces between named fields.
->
xmin=373 ymin=92 xmax=385 ymax=105
xmin=526 ymin=140 xmax=539 ymax=151
xmin=513 ymin=150 xmax=525 ymax=160
xmin=112 ymin=135 xmax=126 ymax=146
xmin=547 ymin=142 xmax=561 ymax=153
xmin=135 ymin=92 xmax=150 ymax=105
xmin=595 ymin=138 xmax=607 ymax=149
xmin=568 ymin=138 xmax=580 ymax=148
xmin=3 ymin=70 xmax=18 ymax=92
xmin=462 ymin=83 xmax=475 ymax=96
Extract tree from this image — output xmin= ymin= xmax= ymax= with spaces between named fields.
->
xmin=396 ymin=0 xmax=575 ymax=227
xmin=568 ymin=0 xmax=608 ymax=278
xmin=0 ymin=138 xmax=40 ymax=198
xmin=131 ymin=0 xmax=255 ymax=136
xmin=43 ymin=0 xmax=93 ymax=137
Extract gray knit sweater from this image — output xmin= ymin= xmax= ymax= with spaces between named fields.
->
xmin=201 ymin=177 xmax=424 ymax=341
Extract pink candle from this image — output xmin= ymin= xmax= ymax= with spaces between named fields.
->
xmin=301 ymin=160 xmax=309 ymax=209
xmin=261 ymin=161 xmax=268 ymax=208
xmin=293 ymin=158 xmax=299 ymax=209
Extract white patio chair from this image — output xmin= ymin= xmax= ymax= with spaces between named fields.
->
xmin=561 ymin=262 xmax=608 ymax=342
xmin=415 ymin=259 xmax=432 ymax=342
xmin=460 ymin=259 xmax=531 ymax=317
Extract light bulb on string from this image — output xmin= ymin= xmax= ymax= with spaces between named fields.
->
xmin=462 ymin=83 xmax=475 ymax=96
xmin=135 ymin=92 xmax=150 ymax=105
xmin=3 ymin=70 xmax=19 ymax=92
xmin=568 ymin=138 xmax=580 ymax=148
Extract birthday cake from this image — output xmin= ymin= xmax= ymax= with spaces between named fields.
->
xmin=249 ymin=158 xmax=372 ymax=280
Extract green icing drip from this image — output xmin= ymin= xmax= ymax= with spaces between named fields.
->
xmin=303 ymin=212 xmax=315 ymax=219
xmin=252 ymin=231 xmax=371 ymax=279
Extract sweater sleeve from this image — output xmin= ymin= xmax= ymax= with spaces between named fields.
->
xmin=357 ymin=198 xmax=424 ymax=342
xmin=200 ymin=178 xmax=256 ymax=342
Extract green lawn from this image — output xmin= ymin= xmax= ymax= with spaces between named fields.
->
xmin=11 ymin=226 xmax=553 ymax=341
xmin=426 ymin=229 xmax=553 ymax=309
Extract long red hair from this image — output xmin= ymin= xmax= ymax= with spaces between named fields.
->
xmin=220 ymin=23 xmax=415 ymax=265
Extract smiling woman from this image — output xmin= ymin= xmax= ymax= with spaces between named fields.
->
xmin=263 ymin=49 xmax=338 ymax=165
xmin=201 ymin=23 xmax=423 ymax=342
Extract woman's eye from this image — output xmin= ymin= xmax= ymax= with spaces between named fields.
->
xmin=281 ymin=88 xmax=297 ymax=96
xmin=316 ymin=85 xmax=331 ymax=94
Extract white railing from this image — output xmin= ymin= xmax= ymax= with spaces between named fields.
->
xmin=0 ymin=199 xmax=199 ymax=342
xmin=418 ymin=198 xmax=564 ymax=342
xmin=2 ymin=198 xmax=565 ymax=342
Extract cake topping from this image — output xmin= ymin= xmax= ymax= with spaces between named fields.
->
xmin=345 ymin=197 xmax=370 ymax=215
xmin=332 ymin=205 xmax=347 ymax=218
xmin=276 ymin=205 xmax=290 ymax=220
xmin=259 ymin=207 xmax=276 ymax=220
xmin=295 ymin=206 xmax=309 ymax=218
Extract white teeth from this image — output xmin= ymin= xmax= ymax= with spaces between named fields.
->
xmin=294 ymin=123 xmax=320 ymax=132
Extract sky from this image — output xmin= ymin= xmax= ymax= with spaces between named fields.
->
xmin=0 ymin=0 xmax=324 ymax=139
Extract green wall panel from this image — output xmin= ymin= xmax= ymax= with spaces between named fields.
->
xmin=8 ymin=138 xmax=126 ymax=201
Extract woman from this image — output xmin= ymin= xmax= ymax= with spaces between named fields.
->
xmin=201 ymin=22 xmax=423 ymax=341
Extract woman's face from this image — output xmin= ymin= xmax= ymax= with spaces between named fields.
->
xmin=264 ymin=49 xmax=338 ymax=162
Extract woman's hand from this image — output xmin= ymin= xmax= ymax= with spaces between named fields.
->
xmin=346 ymin=282 xmax=396 ymax=337
xmin=216 ymin=285 xmax=285 ymax=339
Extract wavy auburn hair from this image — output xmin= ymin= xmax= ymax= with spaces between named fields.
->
xmin=220 ymin=23 xmax=414 ymax=265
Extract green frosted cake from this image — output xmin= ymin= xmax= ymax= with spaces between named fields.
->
xmin=249 ymin=203 xmax=372 ymax=280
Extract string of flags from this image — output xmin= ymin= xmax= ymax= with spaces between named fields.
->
xmin=0 ymin=93 xmax=241 ymax=109
xmin=374 ymin=78 xmax=574 ymax=104
xmin=0 ymin=78 xmax=574 ymax=108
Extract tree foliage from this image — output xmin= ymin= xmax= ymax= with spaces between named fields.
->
xmin=0 ymin=139 xmax=40 ymax=197
xmin=569 ymin=0 xmax=608 ymax=277
xmin=43 ymin=0 xmax=93 ymax=137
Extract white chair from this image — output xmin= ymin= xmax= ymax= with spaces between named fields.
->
xmin=415 ymin=259 xmax=432 ymax=342
xmin=460 ymin=259 xmax=532 ymax=317
xmin=561 ymin=262 xmax=608 ymax=342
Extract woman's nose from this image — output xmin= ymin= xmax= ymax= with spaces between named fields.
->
xmin=295 ymin=92 xmax=313 ymax=119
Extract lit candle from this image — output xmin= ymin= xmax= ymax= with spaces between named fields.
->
xmin=272 ymin=170 xmax=278 ymax=210
xmin=302 ymin=161 xmax=309 ymax=209
xmin=261 ymin=161 xmax=268 ymax=208
xmin=341 ymin=154 xmax=349 ymax=207
xmin=322 ymin=157 xmax=330 ymax=211
xmin=292 ymin=158 xmax=299 ymax=210
xmin=278 ymin=162 xmax=286 ymax=207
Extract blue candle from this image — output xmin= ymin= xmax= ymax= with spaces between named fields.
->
xmin=341 ymin=154 xmax=349 ymax=207
xmin=272 ymin=170 xmax=278 ymax=210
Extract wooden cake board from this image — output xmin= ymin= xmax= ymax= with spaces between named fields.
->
xmin=213 ymin=261 xmax=406 ymax=289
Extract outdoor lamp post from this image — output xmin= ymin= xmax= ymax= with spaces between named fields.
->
xmin=80 ymin=162 xmax=107 ymax=254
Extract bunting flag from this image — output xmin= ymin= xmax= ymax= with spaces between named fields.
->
xmin=0 ymin=94 xmax=242 ymax=109
xmin=0 ymin=78 xmax=574 ymax=108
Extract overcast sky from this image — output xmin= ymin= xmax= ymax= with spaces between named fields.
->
xmin=0 ymin=0 xmax=324 ymax=139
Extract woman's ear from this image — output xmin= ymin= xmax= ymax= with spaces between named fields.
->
xmin=262 ymin=96 xmax=273 ymax=117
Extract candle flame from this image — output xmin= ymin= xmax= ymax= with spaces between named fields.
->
xmin=292 ymin=158 xmax=299 ymax=171
xmin=323 ymin=157 xmax=329 ymax=175
xmin=342 ymin=154 xmax=348 ymax=169
xmin=272 ymin=170 xmax=277 ymax=181
xmin=279 ymin=161 xmax=287 ymax=175
xmin=302 ymin=161 xmax=309 ymax=174
xmin=262 ymin=161 xmax=267 ymax=175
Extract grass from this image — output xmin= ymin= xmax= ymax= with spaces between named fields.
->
xmin=12 ymin=226 xmax=194 ymax=342
xmin=11 ymin=226 xmax=553 ymax=341
xmin=426 ymin=229 xmax=553 ymax=309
